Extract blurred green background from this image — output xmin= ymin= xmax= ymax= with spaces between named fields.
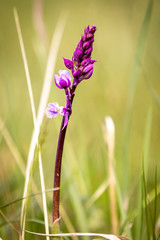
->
xmin=0 ymin=0 xmax=160 ymax=239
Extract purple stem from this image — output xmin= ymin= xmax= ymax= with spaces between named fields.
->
xmin=52 ymin=116 xmax=67 ymax=223
xmin=52 ymin=85 xmax=76 ymax=224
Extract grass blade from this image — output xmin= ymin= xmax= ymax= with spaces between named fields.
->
xmin=0 ymin=188 xmax=59 ymax=210
xmin=153 ymin=167 xmax=157 ymax=240
xmin=103 ymin=116 xmax=118 ymax=234
xmin=13 ymin=8 xmax=50 ymax=240
xmin=122 ymin=0 xmax=154 ymax=192
xmin=143 ymin=106 xmax=152 ymax=177
xmin=36 ymin=11 xmax=68 ymax=128
xmin=135 ymin=173 xmax=143 ymax=240
xmin=142 ymin=159 xmax=150 ymax=240
xmin=25 ymin=230 xmax=122 ymax=240
xmin=13 ymin=8 xmax=37 ymax=126
xmin=141 ymin=65 xmax=160 ymax=108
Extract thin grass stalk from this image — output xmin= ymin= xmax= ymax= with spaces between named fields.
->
xmin=103 ymin=117 xmax=132 ymax=238
xmin=142 ymin=159 xmax=150 ymax=240
xmin=13 ymin=8 xmax=37 ymax=126
xmin=36 ymin=12 xmax=67 ymax=128
xmin=135 ymin=173 xmax=143 ymax=240
xmin=38 ymin=148 xmax=50 ymax=240
xmin=115 ymin=177 xmax=132 ymax=239
xmin=0 ymin=188 xmax=59 ymax=210
xmin=141 ymin=65 xmax=160 ymax=108
xmin=135 ymin=106 xmax=152 ymax=239
xmin=153 ymin=167 xmax=157 ymax=240
xmin=25 ymin=230 xmax=122 ymax=240
xmin=122 ymin=0 xmax=154 ymax=193
xmin=143 ymin=107 xmax=152 ymax=178
xmin=103 ymin=117 xmax=118 ymax=235
xmin=13 ymin=8 xmax=50 ymax=240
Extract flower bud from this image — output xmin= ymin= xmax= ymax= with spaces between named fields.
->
xmin=73 ymin=69 xmax=82 ymax=78
xmin=63 ymin=58 xmax=74 ymax=70
xmin=84 ymin=47 xmax=93 ymax=57
xmin=74 ymin=48 xmax=83 ymax=62
xmin=54 ymin=70 xmax=71 ymax=89
xmin=82 ymin=68 xmax=93 ymax=80
xmin=83 ymin=64 xmax=93 ymax=73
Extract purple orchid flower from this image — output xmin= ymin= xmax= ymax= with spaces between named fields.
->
xmin=54 ymin=70 xmax=71 ymax=89
xmin=45 ymin=25 xmax=96 ymax=225
xmin=45 ymin=102 xmax=65 ymax=118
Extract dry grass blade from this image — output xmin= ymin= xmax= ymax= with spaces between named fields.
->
xmin=36 ymin=11 xmax=68 ymax=127
xmin=13 ymin=7 xmax=67 ymax=240
xmin=103 ymin=117 xmax=118 ymax=234
xmin=13 ymin=8 xmax=49 ymax=240
xmin=13 ymin=8 xmax=37 ymax=126
xmin=38 ymin=149 xmax=50 ymax=240
xmin=25 ymin=230 xmax=121 ymax=240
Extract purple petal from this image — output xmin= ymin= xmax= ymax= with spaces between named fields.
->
xmin=55 ymin=70 xmax=71 ymax=89
xmin=54 ymin=75 xmax=63 ymax=89
xmin=46 ymin=102 xmax=59 ymax=118
xmin=62 ymin=114 xmax=69 ymax=129
xmin=59 ymin=78 xmax=69 ymax=88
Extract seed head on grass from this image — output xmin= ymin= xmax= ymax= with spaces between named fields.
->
xmin=45 ymin=25 xmax=97 ymax=225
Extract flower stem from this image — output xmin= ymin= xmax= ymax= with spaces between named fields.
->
xmin=52 ymin=85 xmax=76 ymax=225
xmin=52 ymin=116 xmax=67 ymax=224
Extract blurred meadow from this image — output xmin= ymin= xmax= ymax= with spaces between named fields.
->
xmin=0 ymin=0 xmax=160 ymax=239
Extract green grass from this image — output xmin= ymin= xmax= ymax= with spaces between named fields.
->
xmin=0 ymin=0 xmax=160 ymax=239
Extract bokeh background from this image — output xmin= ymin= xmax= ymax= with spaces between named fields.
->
xmin=0 ymin=0 xmax=160 ymax=239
